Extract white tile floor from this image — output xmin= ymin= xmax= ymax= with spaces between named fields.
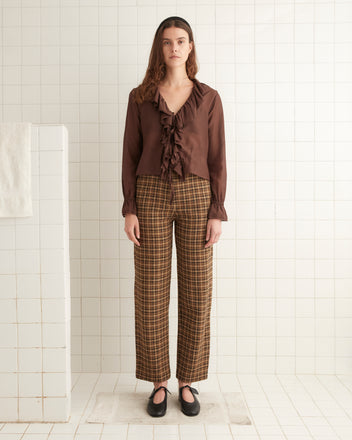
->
xmin=1 ymin=373 xmax=352 ymax=439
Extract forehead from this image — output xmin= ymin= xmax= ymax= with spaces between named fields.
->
xmin=161 ymin=26 xmax=188 ymax=40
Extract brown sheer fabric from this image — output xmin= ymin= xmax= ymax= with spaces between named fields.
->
xmin=121 ymin=77 xmax=228 ymax=221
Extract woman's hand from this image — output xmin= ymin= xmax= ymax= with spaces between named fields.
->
xmin=124 ymin=214 xmax=140 ymax=246
xmin=205 ymin=219 xmax=222 ymax=248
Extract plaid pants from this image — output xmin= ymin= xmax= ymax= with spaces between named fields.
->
xmin=134 ymin=171 xmax=213 ymax=383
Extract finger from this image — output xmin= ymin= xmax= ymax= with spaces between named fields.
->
xmin=133 ymin=234 xmax=140 ymax=246
xmin=127 ymin=230 xmax=140 ymax=246
xmin=205 ymin=233 xmax=215 ymax=248
xmin=133 ymin=236 xmax=140 ymax=246
xmin=135 ymin=222 xmax=140 ymax=240
xmin=206 ymin=224 xmax=211 ymax=241
xmin=213 ymin=233 xmax=220 ymax=243
xmin=205 ymin=240 xmax=214 ymax=248
xmin=206 ymin=229 xmax=219 ymax=248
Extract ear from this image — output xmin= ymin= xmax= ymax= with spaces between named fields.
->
xmin=189 ymin=41 xmax=193 ymax=53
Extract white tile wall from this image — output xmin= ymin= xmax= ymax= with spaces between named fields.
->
xmin=0 ymin=125 xmax=71 ymax=422
xmin=1 ymin=0 xmax=352 ymax=387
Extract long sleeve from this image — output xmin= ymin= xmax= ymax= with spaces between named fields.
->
xmin=207 ymin=91 xmax=228 ymax=221
xmin=121 ymin=89 xmax=143 ymax=217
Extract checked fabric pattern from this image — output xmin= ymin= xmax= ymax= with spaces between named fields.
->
xmin=134 ymin=171 xmax=213 ymax=383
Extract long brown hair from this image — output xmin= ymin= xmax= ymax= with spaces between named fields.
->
xmin=132 ymin=17 xmax=198 ymax=104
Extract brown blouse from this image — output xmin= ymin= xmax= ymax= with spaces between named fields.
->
xmin=121 ymin=77 xmax=228 ymax=221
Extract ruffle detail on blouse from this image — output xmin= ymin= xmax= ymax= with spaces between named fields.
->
xmin=208 ymin=200 xmax=228 ymax=221
xmin=122 ymin=198 xmax=137 ymax=217
xmin=152 ymin=78 xmax=206 ymax=191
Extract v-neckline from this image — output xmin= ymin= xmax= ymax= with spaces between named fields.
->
xmin=158 ymin=79 xmax=195 ymax=116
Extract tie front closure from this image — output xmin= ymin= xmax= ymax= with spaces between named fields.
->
xmin=152 ymin=78 xmax=205 ymax=203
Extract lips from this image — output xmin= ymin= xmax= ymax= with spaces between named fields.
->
xmin=170 ymin=56 xmax=180 ymax=58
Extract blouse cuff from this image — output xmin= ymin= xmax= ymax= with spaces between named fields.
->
xmin=208 ymin=200 xmax=228 ymax=221
xmin=122 ymin=198 xmax=137 ymax=217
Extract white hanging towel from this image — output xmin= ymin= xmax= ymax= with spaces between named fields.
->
xmin=0 ymin=122 xmax=33 ymax=217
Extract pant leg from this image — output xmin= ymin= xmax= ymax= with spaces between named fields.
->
xmin=173 ymin=173 xmax=213 ymax=382
xmin=134 ymin=175 xmax=173 ymax=382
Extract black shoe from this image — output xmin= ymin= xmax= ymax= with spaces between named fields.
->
xmin=147 ymin=385 xmax=171 ymax=417
xmin=178 ymin=384 xmax=200 ymax=416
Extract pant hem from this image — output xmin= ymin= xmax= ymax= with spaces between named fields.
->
xmin=176 ymin=375 xmax=208 ymax=383
xmin=136 ymin=373 xmax=171 ymax=383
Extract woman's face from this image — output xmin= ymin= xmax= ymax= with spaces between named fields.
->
xmin=161 ymin=26 xmax=193 ymax=69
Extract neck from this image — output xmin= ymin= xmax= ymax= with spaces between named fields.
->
xmin=161 ymin=67 xmax=192 ymax=88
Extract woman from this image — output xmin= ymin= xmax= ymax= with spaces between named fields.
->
xmin=121 ymin=16 xmax=227 ymax=417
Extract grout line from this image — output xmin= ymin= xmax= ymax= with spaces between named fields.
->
xmin=79 ymin=0 xmax=83 ymax=380
xmin=293 ymin=0 xmax=297 ymax=377
xmin=333 ymin=0 xmax=336 ymax=379
xmin=274 ymin=0 xmax=277 ymax=377
xmin=333 ymin=375 xmax=352 ymax=423
xmin=73 ymin=372 xmax=102 ymax=439
xmin=276 ymin=375 xmax=315 ymax=440
xmin=257 ymin=375 xmax=290 ymax=440
xmin=119 ymin=0 xmax=123 ymax=397
xmin=253 ymin=0 xmax=257 ymax=377
xmin=234 ymin=375 xmax=261 ymax=439
xmin=0 ymin=1 xmax=2 ymax=123
xmin=39 ymin=0 xmax=44 ymax=421
xmin=297 ymin=374 xmax=344 ymax=440
xmin=98 ymin=0 xmax=102 ymax=379
xmin=16 ymin=0 xmax=22 ymax=424
xmin=313 ymin=0 xmax=317 ymax=376
xmin=233 ymin=0 xmax=238 ymax=387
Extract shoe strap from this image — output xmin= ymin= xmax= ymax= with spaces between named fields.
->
xmin=149 ymin=385 xmax=171 ymax=399
xmin=179 ymin=384 xmax=199 ymax=395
